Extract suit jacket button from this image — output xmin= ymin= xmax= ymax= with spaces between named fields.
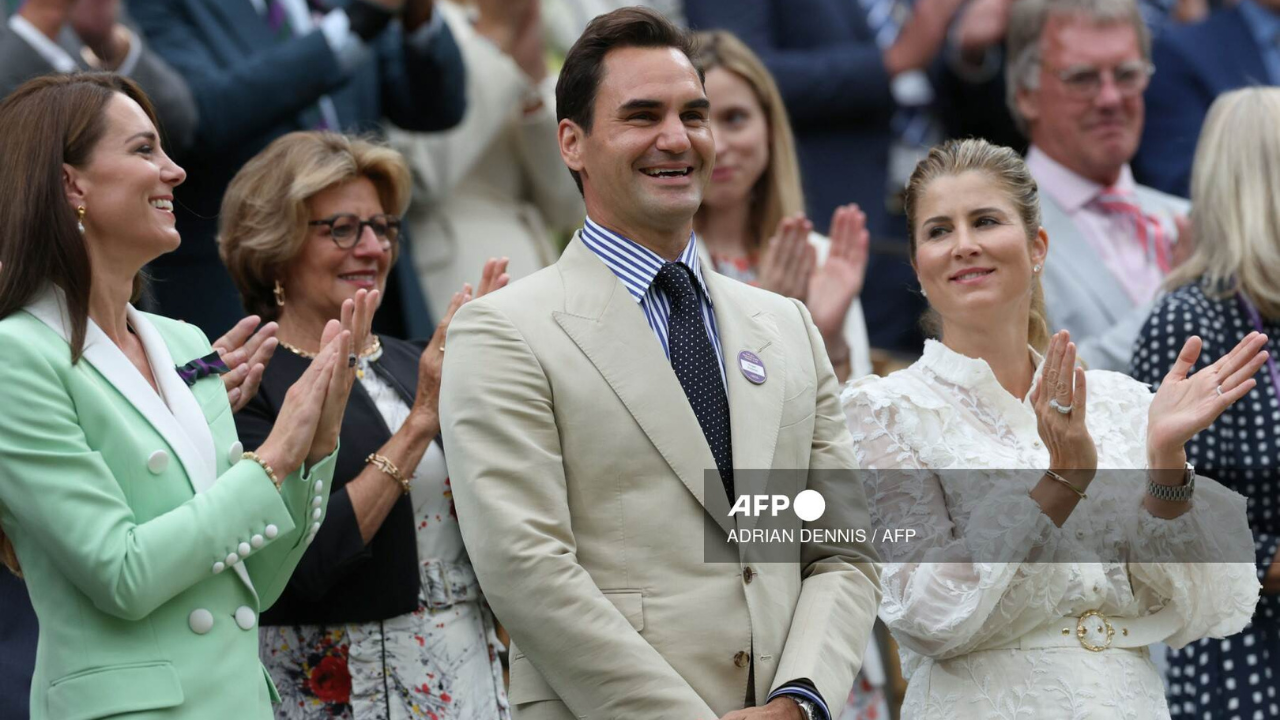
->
xmin=212 ymin=562 xmax=225 ymax=574
xmin=227 ymin=441 xmax=244 ymax=464
xmin=251 ymin=534 xmax=265 ymax=548
xmin=147 ymin=450 xmax=169 ymax=474
xmin=188 ymin=608 xmax=214 ymax=635
xmin=742 ymin=567 xmax=755 ymax=584
xmin=225 ymin=552 xmax=239 ymax=565
xmin=264 ymin=524 xmax=279 ymax=539
xmin=234 ymin=606 xmax=256 ymax=631
xmin=238 ymin=542 xmax=251 ymax=556
xmin=734 ymin=651 xmax=750 ymax=668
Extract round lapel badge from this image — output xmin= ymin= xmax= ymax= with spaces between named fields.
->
xmin=737 ymin=350 xmax=767 ymax=385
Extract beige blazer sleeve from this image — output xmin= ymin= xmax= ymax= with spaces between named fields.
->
xmin=770 ymin=299 xmax=883 ymax=707
xmin=440 ymin=300 xmax=718 ymax=719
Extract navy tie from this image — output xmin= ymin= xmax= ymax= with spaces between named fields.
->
xmin=653 ymin=262 xmax=734 ymax=500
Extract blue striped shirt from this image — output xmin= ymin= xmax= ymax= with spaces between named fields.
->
xmin=579 ymin=217 xmax=726 ymax=389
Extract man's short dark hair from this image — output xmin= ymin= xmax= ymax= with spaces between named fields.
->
xmin=555 ymin=7 xmax=703 ymax=194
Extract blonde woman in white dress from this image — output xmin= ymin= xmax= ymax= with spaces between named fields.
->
xmin=841 ymin=139 xmax=1268 ymax=719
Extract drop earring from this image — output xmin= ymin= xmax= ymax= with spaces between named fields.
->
xmin=76 ymin=206 xmax=86 ymax=234
xmin=920 ymin=287 xmax=928 ymax=298
xmin=273 ymin=280 xmax=286 ymax=307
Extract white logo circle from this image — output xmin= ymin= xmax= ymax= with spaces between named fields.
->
xmin=793 ymin=490 xmax=826 ymax=522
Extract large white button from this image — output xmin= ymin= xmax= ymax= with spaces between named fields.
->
xmin=264 ymin=524 xmax=279 ymax=539
xmin=311 ymin=522 xmax=321 ymax=533
xmin=188 ymin=608 xmax=214 ymax=635
xmin=225 ymin=552 xmax=239 ymax=565
xmin=234 ymin=606 xmax=256 ymax=631
xmin=227 ymin=441 xmax=244 ymax=465
xmin=312 ymin=496 xmax=322 ymax=509
xmin=147 ymin=450 xmax=169 ymax=474
xmin=313 ymin=480 xmax=323 ymax=493
xmin=238 ymin=542 xmax=251 ymax=557
xmin=212 ymin=562 xmax=225 ymax=574
xmin=251 ymin=534 xmax=264 ymax=548
xmin=312 ymin=508 xmax=322 ymax=521
xmin=304 ymin=534 xmax=314 ymax=546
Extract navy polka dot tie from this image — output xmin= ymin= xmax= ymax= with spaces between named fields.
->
xmin=654 ymin=262 xmax=734 ymax=500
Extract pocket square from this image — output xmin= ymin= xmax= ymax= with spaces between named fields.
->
xmin=176 ymin=351 xmax=230 ymax=387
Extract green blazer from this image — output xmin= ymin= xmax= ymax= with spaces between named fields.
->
xmin=0 ymin=287 xmax=337 ymax=720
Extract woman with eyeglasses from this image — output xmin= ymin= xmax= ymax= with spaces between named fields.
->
xmin=218 ymin=131 xmax=511 ymax=719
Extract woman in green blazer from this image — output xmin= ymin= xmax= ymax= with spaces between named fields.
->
xmin=0 ymin=73 xmax=369 ymax=720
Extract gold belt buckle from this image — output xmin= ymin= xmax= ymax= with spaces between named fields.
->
xmin=1076 ymin=609 xmax=1114 ymax=652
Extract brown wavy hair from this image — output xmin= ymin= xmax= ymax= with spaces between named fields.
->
xmin=903 ymin=139 xmax=1051 ymax=354
xmin=0 ymin=73 xmax=158 ymax=576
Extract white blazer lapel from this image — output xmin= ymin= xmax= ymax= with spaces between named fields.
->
xmin=126 ymin=306 xmax=219 ymax=494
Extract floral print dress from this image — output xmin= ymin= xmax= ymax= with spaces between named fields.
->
xmin=261 ymin=348 xmax=510 ymax=719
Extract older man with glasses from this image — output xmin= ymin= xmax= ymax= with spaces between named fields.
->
xmin=1006 ymin=0 xmax=1189 ymax=371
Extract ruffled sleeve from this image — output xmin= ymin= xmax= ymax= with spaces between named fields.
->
xmin=842 ymin=377 xmax=1087 ymax=661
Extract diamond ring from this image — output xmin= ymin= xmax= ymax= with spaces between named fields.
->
xmin=1049 ymin=398 xmax=1073 ymax=415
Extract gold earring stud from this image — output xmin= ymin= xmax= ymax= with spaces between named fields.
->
xmin=273 ymin=280 xmax=286 ymax=307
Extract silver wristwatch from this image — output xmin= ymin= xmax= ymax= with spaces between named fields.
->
xmin=1147 ymin=462 xmax=1196 ymax=502
xmin=792 ymin=697 xmax=817 ymax=720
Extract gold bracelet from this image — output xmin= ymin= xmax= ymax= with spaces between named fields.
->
xmin=1045 ymin=469 xmax=1087 ymax=500
xmin=242 ymin=451 xmax=282 ymax=491
xmin=366 ymin=453 xmax=411 ymax=495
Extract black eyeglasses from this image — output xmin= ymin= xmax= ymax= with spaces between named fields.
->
xmin=308 ymin=213 xmax=401 ymax=249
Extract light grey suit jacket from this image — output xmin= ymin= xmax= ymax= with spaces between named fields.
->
xmin=1039 ymin=185 xmax=1189 ymax=371
xmin=440 ymin=235 xmax=882 ymax=719
xmin=0 ymin=16 xmax=197 ymax=153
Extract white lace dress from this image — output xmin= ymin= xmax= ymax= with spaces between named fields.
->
xmin=840 ymin=340 xmax=1260 ymax=720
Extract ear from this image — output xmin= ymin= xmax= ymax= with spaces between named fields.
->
xmin=62 ymin=163 xmax=87 ymax=210
xmin=1031 ymin=226 xmax=1049 ymax=269
xmin=559 ymin=119 xmax=586 ymax=175
xmin=1015 ymin=85 xmax=1040 ymax=128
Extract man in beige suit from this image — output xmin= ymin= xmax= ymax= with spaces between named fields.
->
xmin=439 ymin=8 xmax=881 ymax=720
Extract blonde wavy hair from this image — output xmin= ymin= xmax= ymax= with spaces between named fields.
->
xmin=691 ymin=30 xmax=806 ymax=248
xmin=903 ymin=139 xmax=1052 ymax=353
xmin=1164 ymin=87 xmax=1280 ymax=319
xmin=219 ymin=132 xmax=412 ymax=321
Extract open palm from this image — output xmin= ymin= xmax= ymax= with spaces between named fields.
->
xmin=806 ymin=204 xmax=869 ymax=339
xmin=1147 ymin=332 xmax=1271 ymax=458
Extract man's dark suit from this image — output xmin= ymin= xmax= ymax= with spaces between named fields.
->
xmin=1133 ymin=5 xmax=1269 ymax=198
xmin=129 ymin=0 xmax=466 ymax=340
xmin=0 ymin=15 xmax=198 ymax=152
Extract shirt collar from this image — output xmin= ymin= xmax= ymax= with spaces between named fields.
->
xmin=1026 ymin=145 xmax=1137 ymax=213
xmin=580 ymin=216 xmax=712 ymax=306
xmin=918 ymin=339 xmax=1047 ymax=406
xmin=1239 ymin=0 xmax=1280 ymax=53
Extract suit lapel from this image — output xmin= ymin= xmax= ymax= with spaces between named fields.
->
xmin=1041 ymin=193 xmax=1133 ymax=322
xmin=552 ymin=237 xmax=735 ymax=536
xmin=702 ymin=269 xmax=784 ymax=533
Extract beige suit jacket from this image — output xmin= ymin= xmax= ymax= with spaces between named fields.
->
xmin=440 ymin=235 xmax=881 ymax=719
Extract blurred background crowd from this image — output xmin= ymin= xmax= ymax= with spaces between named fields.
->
xmin=2 ymin=0 xmax=1278 ymax=718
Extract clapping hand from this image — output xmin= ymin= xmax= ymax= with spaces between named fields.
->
xmin=806 ymin=203 xmax=869 ymax=343
xmin=1146 ymin=332 xmax=1270 ymax=468
xmin=253 ymin=322 xmax=348 ymax=480
xmin=213 ymin=316 xmax=278 ymax=412
xmin=758 ymin=214 xmax=816 ymax=302
xmin=307 ymin=289 xmax=379 ymax=465
xmin=1029 ymin=331 xmax=1098 ymax=482
xmin=411 ymin=258 xmax=508 ymax=428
